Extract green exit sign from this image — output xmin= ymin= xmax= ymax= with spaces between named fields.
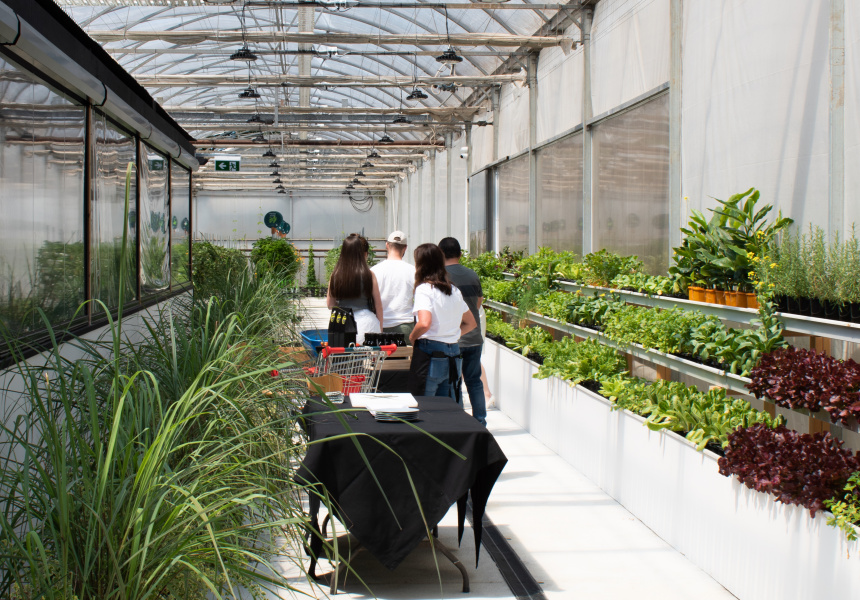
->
xmin=214 ymin=154 xmax=242 ymax=172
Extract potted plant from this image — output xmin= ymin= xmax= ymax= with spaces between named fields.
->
xmin=805 ymin=226 xmax=828 ymax=317
xmin=844 ymin=226 xmax=860 ymax=322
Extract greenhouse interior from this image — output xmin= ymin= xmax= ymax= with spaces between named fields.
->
xmin=0 ymin=0 xmax=859 ymax=598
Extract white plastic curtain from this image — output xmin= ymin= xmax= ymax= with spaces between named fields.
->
xmin=536 ymin=132 xmax=583 ymax=252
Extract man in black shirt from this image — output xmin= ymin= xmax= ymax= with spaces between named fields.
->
xmin=439 ymin=237 xmax=486 ymax=425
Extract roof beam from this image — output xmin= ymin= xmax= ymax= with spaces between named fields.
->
xmin=88 ymin=30 xmax=574 ymax=50
xmin=198 ymin=140 xmax=442 ymax=148
xmin=132 ymin=73 xmax=524 ymax=88
xmin=165 ymin=105 xmax=482 ymax=116
xmin=182 ymin=123 xmax=458 ymax=132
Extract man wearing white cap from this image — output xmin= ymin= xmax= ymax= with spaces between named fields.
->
xmin=370 ymin=230 xmax=416 ymax=339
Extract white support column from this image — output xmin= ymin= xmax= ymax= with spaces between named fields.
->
xmin=830 ymin=0 xmax=845 ymax=236
xmin=429 ymin=149 xmax=437 ymax=242
xmin=581 ymin=7 xmax=594 ymax=256
xmin=668 ymin=0 xmax=683 ymax=259
xmin=446 ymin=133 xmax=454 ymax=236
xmin=465 ymin=122 xmax=473 ymax=245
xmin=528 ymin=52 xmax=539 ymax=255
xmin=492 ymin=87 xmax=501 ymax=163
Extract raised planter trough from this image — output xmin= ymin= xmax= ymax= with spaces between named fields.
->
xmin=482 ymin=339 xmax=860 ymax=600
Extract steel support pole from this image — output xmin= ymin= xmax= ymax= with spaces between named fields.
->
xmin=668 ymin=0 xmax=683 ymax=260
xmin=830 ymin=0 xmax=845 ymax=237
xmin=465 ymin=121 xmax=473 ymax=244
xmin=429 ymin=149 xmax=437 ymax=242
xmin=528 ymin=52 xmax=539 ymax=255
xmin=581 ymin=7 xmax=594 ymax=256
xmin=446 ymin=134 xmax=454 ymax=238
xmin=491 ymin=87 xmax=501 ymax=163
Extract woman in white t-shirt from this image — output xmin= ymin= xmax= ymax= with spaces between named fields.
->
xmin=408 ymin=243 xmax=477 ymax=400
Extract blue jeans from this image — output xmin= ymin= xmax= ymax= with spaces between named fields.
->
xmin=415 ymin=338 xmax=462 ymax=400
xmin=460 ymin=344 xmax=486 ymax=425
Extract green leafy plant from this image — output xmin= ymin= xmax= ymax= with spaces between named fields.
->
xmin=534 ymin=337 xmax=627 ymax=386
xmin=804 ymin=225 xmax=831 ymax=302
xmin=250 ymin=237 xmax=301 ymax=283
xmin=192 ymin=241 xmax=249 ymax=300
xmin=604 ymin=306 xmax=706 ymax=355
xmin=610 ymin=273 xmax=676 ymax=296
xmin=306 ymin=242 xmax=321 ymax=288
xmin=601 ymin=378 xmax=782 ymax=452
xmin=582 ymin=250 xmax=642 ymax=287
xmin=504 ymin=325 xmax=553 ymax=357
xmin=462 ymin=251 xmax=506 ymax=281
xmin=567 ymin=292 xmax=626 ymax=329
xmin=825 ymin=472 xmax=860 ymax=542
xmin=484 ymin=280 xmax=519 ymax=305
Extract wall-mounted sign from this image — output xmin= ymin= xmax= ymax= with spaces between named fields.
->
xmin=214 ymin=154 xmax=242 ymax=172
xmin=263 ymin=211 xmax=283 ymax=228
xmin=277 ymin=221 xmax=291 ymax=234
xmin=147 ymin=155 xmax=165 ymax=171
xmin=172 ymin=215 xmax=178 ymax=229
xmin=181 ymin=217 xmax=190 ymax=232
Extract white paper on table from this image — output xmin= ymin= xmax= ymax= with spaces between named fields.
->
xmin=350 ymin=393 xmax=417 ymax=409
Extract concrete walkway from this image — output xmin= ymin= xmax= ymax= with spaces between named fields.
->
xmin=280 ymin=298 xmax=736 ymax=599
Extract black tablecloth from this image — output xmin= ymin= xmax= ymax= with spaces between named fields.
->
xmin=296 ymin=397 xmax=507 ymax=570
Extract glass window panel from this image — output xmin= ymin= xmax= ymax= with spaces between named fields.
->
xmin=536 ymin=133 xmax=583 ymax=253
xmin=170 ymin=161 xmax=191 ymax=286
xmin=0 ymin=55 xmax=85 ymax=336
xmin=593 ymin=94 xmax=670 ymax=275
xmin=92 ymin=111 xmax=137 ymax=309
xmin=497 ymin=154 xmax=530 ymax=253
xmin=469 ymin=170 xmax=488 ymax=255
xmin=139 ymin=142 xmax=170 ymax=293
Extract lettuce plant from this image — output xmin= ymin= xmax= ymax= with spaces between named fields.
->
xmin=718 ymin=424 xmax=860 ymax=516
xmin=534 ymin=337 xmax=627 ymax=386
xmin=747 ymin=346 xmax=860 ymax=423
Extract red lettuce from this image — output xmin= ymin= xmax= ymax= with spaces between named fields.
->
xmin=747 ymin=346 xmax=860 ymax=424
xmin=718 ymin=424 xmax=860 ymax=516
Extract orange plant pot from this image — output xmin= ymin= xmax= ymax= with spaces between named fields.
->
xmin=688 ymin=286 xmax=705 ymax=302
xmin=724 ymin=291 xmax=743 ymax=307
xmin=704 ymin=288 xmax=717 ymax=304
xmin=743 ymin=293 xmax=760 ymax=309
xmin=714 ymin=290 xmax=727 ymax=305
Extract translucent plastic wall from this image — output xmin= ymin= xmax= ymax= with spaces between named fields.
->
xmin=469 ymin=170 xmax=488 ymax=255
xmin=593 ymin=94 xmax=670 ymax=274
xmin=497 ymin=154 xmax=530 ymax=253
xmin=536 ymin=133 xmax=583 ymax=253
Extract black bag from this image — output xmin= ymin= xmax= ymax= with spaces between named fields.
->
xmin=328 ymin=306 xmax=357 ymax=348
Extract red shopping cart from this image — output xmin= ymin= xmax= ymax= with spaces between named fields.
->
xmin=307 ymin=345 xmax=397 ymax=396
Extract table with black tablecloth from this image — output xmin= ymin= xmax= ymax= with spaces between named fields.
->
xmin=297 ymin=396 xmax=507 ymax=581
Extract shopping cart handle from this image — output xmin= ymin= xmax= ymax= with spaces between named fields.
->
xmin=320 ymin=346 xmax=344 ymax=358
xmin=379 ymin=344 xmax=397 ymax=356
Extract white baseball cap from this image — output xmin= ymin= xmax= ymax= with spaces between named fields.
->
xmin=387 ymin=230 xmax=407 ymax=244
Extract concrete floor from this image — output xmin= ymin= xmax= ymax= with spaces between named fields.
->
xmin=277 ymin=298 xmax=737 ymax=599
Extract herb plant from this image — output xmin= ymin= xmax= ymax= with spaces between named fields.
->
xmin=250 ymin=237 xmax=301 ymax=283
xmin=825 ymin=472 xmax=860 ymax=542
xmin=534 ymin=337 xmax=627 ymax=385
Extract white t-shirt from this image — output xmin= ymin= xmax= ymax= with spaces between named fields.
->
xmin=371 ymin=259 xmax=416 ymax=327
xmin=412 ymin=283 xmax=469 ymax=344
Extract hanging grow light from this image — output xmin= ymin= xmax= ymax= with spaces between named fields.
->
xmin=367 ymin=149 xmax=381 ymax=159
xmin=405 ymin=88 xmax=428 ymax=102
xmin=238 ymin=87 xmax=261 ymax=99
xmin=252 ymin=133 xmax=267 ymax=143
xmin=262 ymin=149 xmax=276 ymax=158
xmin=273 ymin=177 xmax=283 ymax=184
xmin=247 ymin=113 xmax=263 ymax=123
xmin=392 ymin=115 xmax=410 ymax=124
xmin=268 ymin=161 xmax=279 ymax=168
xmin=378 ymin=134 xmax=394 ymax=144
xmin=230 ymin=46 xmax=258 ymax=62
xmin=436 ymin=47 xmax=463 ymax=65
xmin=361 ymin=161 xmax=374 ymax=168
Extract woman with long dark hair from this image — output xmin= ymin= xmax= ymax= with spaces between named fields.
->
xmin=408 ymin=243 xmax=477 ymax=399
xmin=327 ymin=233 xmax=384 ymax=344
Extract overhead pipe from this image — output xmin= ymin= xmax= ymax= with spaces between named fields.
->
xmin=132 ymin=73 xmax=525 ymax=88
xmin=88 ymin=31 xmax=575 ymax=51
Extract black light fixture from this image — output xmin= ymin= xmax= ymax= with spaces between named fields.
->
xmin=276 ymin=184 xmax=285 ymax=190
xmin=392 ymin=114 xmax=410 ymax=124
xmin=405 ymin=88 xmax=428 ymax=102
xmin=277 ymin=188 xmax=287 ymax=194
xmin=273 ymin=177 xmax=283 ymax=184
xmin=268 ymin=161 xmax=279 ymax=168
xmin=436 ymin=7 xmax=463 ymax=66
xmin=436 ymin=47 xmax=463 ymax=65
xmin=239 ymin=87 xmax=261 ymax=99
xmin=270 ymin=170 xmax=281 ymax=176
xmin=230 ymin=46 xmax=258 ymax=62
xmin=355 ymin=170 xmax=366 ymax=177
xmin=247 ymin=113 xmax=263 ymax=123
xmin=367 ymin=149 xmax=380 ymax=159
xmin=342 ymin=190 xmax=351 ymax=195
xmin=263 ymin=149 xmax=276 ymax=158
xmin=346 ymin=183 xmax=355 ymax=190
xmin=352 ymin=178 xmax=362 ymax=184
xmin=361 ymin=161 xmax=374 ymax=168
xmin=378 ymin=133 xmax=394 ymax=144
xmin=252 ymin=133 xmax=267 ymax=143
